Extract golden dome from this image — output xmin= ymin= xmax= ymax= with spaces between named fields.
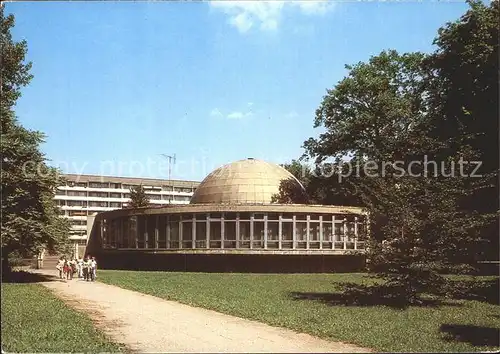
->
xmin=190 ymin=158 xmax=306 ymax=204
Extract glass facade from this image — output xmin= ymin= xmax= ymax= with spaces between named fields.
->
xmin=98 ymin=212 xmax=366 ymax=251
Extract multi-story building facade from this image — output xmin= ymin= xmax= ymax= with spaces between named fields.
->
xmin=55 ymin=174 xmax=200 ymax=246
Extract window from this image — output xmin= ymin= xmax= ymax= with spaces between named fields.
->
xmin=239 ymin=213 xmax=251 ymax=220
xmin=89 ymin=201 xmax=107 ymax=207
xmin=68 ymin=210 xmax=86 ymax=216
xmin=173 ymin=195 xmax=190 ymax=202
xmin=110 ymin=193 xmax=121 ymax=198
xmin=68 ymin=191 xmax=86 ymax=197
xmin=148 ymin=194 xmax=161 ymax=200
xmin=75 ymin=182 xmax=87 ymax=188
xmin=267 ymin=213 xmax=279 ymax=221
xmin=67 ymin=200 xmax=85 ymax=207
xmin=89 ymin=182 xmax=108 ymax=188
xmin=253 ymin=221 xmax=264 ymax=248
xmin=239 ymin=221 xmax=250 ymax=248
xmin=89 ymin=192 xmax=107 ymax=198
xmin=281 ymin=222 xmax=293 ymax=248
xmin=209 ymin=221 xmax=221 ymax=248
xmin=123 ymin=193 xmax=131 ymax=198
xmin=56 ymin=189 xmax=66 ymax=195
xmin=109 ymin=202 xmax=121 ymax=208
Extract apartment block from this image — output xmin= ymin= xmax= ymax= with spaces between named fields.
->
xmin=55 ymin=174 xmax=200 ymax=245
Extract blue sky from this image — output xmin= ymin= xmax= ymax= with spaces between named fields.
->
xmin=6 ymin=1 xmax=470 ymax=181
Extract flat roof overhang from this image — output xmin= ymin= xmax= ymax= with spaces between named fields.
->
xmin=98 ymin=248 xmax=366 ymax=255
xmin=95 ymin=203 xmax=366 ymax=219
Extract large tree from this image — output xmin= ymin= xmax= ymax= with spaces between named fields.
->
xmin=301 ymin=0 xmax=498 ymax=304
xmin=272 ymin=159 xmax=364 ymax=206
xmin=424 ymin=0 xmax=499 ymax=259
xmin=1 ymin=6 xmax=70 ymax=273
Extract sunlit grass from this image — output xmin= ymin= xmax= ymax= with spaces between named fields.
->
xmin=98 ymin=270 xmax=500 ymax=352
xmin=1 ymin=282 xmax=124 ymax=353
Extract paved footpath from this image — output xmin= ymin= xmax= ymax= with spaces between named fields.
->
xmin=33 ymin=269 xmax=372 ymax=353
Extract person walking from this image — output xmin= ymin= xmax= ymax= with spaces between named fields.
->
xmin=56 ymin=257 xmax=64 ymax=279
xmin=90 ymin=257 xmax=97 ymax=281
xmin=77 ymin=258 xmax=83 ymax=278
xmin=63 ymin=260 xmax=71 ymax=281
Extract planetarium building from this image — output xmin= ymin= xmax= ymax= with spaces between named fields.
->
xmin=85 ymin=158 xmax=367 ymax=272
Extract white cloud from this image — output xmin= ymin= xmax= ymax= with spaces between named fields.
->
xmin=227 ymin=110 xmax=253 ymax=119
xmin=209 ymin=1 xmax=335 ymax=34
xmin=227 ymin=111 xmax=245 ymax=119
xmin=210 ymin=106 xmax=253 ymax=120
xmin=210 ymin=108 xmax=223 ymax=117
xmin=295 ymin=1 xmax=334 ymax=15
xmin=285 ymin=111 xmax=299 ymax=119
xmin=229 ymin=12 xmax=253 ymax=33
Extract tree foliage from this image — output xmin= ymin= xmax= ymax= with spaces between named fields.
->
xmin=128 ymin=185 xmax=150 ymax=208
xmin=1 ymin=7 xmax=71 ymax=273
xmin=296 ymin=0 xmax=498 ymax=304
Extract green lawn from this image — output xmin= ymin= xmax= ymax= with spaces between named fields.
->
xmin=98 ymin=270 xmax=500 ymax=353
xmin=1 ymin=282 xmax=124 ymax=353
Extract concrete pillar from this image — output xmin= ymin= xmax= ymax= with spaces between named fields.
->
xmin=206 ymin=214 xmax=210 ymax=249
xmin=144 ymin=216 xmax=148 ymax=249
xmin=354 ymin=216 xmax=358 ymax=250
xmin=221 ymin=216 xmax=225 ymax=249
xmin=292 ymin=215 xmax=297 ymax=250
xmin=235 ymin=213 xmax=240 ymax=249
xmin=343 ymin=217 xmax=347 ymax=250
xmin=278 ymin=214 xmax=282 ymax=250
xmin=166 ymin=216 xmax=171 ymax=248
xmin=306 ymin=215 xmax=310 ymax=250
xmin=179 ymin=221 xmax=183 ymax=249
xmin=264 ymin=214 xmax=268 ymax=250
xmin=250 ymin=214 xmax=254 ymax=250
xmin=155 ymin=215 xmax=159 ymax=249
xmin=192 ymin=215 xmax=196 ymax=249
xmin=319 ymin=215 xmax=323 ymax=250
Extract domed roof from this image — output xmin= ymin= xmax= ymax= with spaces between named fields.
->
xmin=190 ymin=158 xmax=306 ymax=204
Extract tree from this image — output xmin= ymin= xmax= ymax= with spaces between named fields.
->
xmin=303 ymin=1 xmax=498 ymax=303
xmin=424 ymin=0 xmax=499 ymax=260
xmin=1 ymin=6 xmax=71 ymax=274
xmin=128 ymin=185 xmax=150 ymax=208
xmin=271 ymin=160 xmax=311 ymax=204
xmin=272 ymin=159 xmax=364 ymax=206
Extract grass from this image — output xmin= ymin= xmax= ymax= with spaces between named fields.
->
xmin=1 ymin=281 xmax=124 ymax=353
xmin=98 ymin=270 xmax=500 ymax=353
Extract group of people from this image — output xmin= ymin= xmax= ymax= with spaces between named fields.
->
xmin=56 ymin=256 xmax=97 ymax=282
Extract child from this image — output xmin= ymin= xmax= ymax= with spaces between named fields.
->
xmin=63 ymin=260 xmax=71 ymax=281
